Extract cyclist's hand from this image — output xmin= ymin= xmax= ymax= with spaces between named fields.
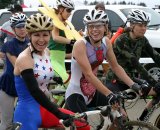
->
xmin=53 ymin=76 xmax=63 ymax=85
xmin=131 ymin=82 xmax=152 ymax=97
xmin=141 ymin=83 xmax=151 ymax=97
xmin=106 ymin=93 xmax=119 ymax=106
xmin=70 ymin=39 xmax=76 ymax=45
xmin=131 ymin=83 xmax=141 ymax=94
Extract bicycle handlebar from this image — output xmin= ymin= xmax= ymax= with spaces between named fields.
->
xmin=133 ymin=77 xmax=149 ymax=86
xmin=12 ymin=122 xmax=22 ymax=130
xmin=59 ymin=88 xmax=139 ymax=129
xmin=133 ymin=77 xmax=153 ymax=97
xmin=60 ymin=113 xmax=89 ymax=129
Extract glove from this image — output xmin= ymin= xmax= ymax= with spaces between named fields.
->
xmin=141 ymin=83 xmax=151 ymax=97
xmin=106 ymin=93 xmax=119 ymax=105
xmin=153 ymin=82 xmax=160 ymax=95
xmin=131 ymin=83 xmax=141 ymax=93
xmin=70 ymin=39 xmax=76 ymax=45
xmin=57 ymin=111 xmax=71 ymax=120
xmin=53 ymin=76 xmax=63 ymax=85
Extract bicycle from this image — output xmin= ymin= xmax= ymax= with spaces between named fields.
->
xmin=12 ymin=88 xmax=159 ymax=130
xmin=11 ymin=122 xmax=22 ymax=130
xmin=58 ymin=89 xmax=159 ymax=130
xmin=13 ymin=77 xmax=159 ymax=130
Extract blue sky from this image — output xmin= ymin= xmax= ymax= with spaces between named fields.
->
xmin=24 ymin=0 xmax=160 ymax=8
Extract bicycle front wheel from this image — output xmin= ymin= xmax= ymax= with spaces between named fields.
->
xmin=124 ymin=120 xmax=160 ymax=130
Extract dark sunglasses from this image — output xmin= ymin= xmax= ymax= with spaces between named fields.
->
xmin=66 ymin=8 xmax=73 ymax=13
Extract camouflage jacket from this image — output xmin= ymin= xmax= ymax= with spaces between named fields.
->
xmin=106 ymin=32 xmax=160 ymax=86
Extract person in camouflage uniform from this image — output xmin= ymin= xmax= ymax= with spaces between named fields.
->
xmin=105 ymin=9 xmax=160 ymax=121
xmin=105 ymin=9 xmax=160 ymax=95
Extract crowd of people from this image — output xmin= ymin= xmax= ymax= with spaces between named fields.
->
xmin=0 ymin=0 xmax=160 ymax=130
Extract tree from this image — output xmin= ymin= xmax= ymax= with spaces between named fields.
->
xmin=84 ymin=0 xmax=88 ymax=5
xmin=128 ymin=2 xmax=136 ymax=5
xmin=0 ymin=0 xmax=24 ymax=9
xmin=90 ymin=0 xmax=98 ymax=5
xmin=0 ymin=0 xmax=11 ymax=9
xmin=118 ymin=1 xmax=127 ymax=5
xmin=138 ymin=2 xmax=146 ymax=7
xmin=106 ymin=1 xmax=110 ymax=5
xmin=112 ymin=1 xmax=117 ymax=5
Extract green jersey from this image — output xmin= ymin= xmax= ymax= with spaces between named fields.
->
xmin=48 ymin=29 xmax=66 ymax=51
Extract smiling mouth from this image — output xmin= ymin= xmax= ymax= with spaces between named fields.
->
xmin=37 ymin=43 xmax=45 ymax=46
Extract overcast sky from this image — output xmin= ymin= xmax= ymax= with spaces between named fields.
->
xmin=24 ymin=0 xmax=160 ymax=8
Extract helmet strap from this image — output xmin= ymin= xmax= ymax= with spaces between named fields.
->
xmin=29 ymin=37 xmax=39 ymax=58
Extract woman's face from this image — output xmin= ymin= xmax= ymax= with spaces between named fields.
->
xmin=14 ymin=26 xmax=27 ymax=38
xmin=30 ymin=31 xmax=51 ymax=52
xmin=87 ymin=22 xmax=106 ymax=42
xmin=131 ymin=23 xmax=147 ymax=38
xmin=60 ymin=7 xmax=73 ymax=20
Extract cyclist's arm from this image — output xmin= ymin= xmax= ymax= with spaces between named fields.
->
xmin=4 ymin=41 xmax=18 ymax=67
xmin=52 ymin=26 xmax=71 ymax=44
xmin=6 ymin=53 xmax=17 ymax=67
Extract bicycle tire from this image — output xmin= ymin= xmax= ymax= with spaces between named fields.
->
xmin=144 ymin=106 xmax=160 ymax=129
xmin=124 ymin=120 xmax=160 ymax=130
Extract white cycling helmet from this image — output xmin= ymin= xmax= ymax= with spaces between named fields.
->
xmin=83 ymin=9 xmax=109 ymax=25
xmin=10 ymin=13 xmax=27 ymax=28
xmin=25 ymin=13 xmax=53 ymax=33
xmin=55 ymin=0 xmax=74 ymax=9
xmin=127 ymin=9 xmax=150 ymax=24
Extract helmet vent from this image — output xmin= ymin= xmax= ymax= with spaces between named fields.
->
xmin=39 ymin=18 xmax=42 ymax=26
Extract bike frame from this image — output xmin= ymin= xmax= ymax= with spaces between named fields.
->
xmin=59 ymin=89 xmax=142 ymax=130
